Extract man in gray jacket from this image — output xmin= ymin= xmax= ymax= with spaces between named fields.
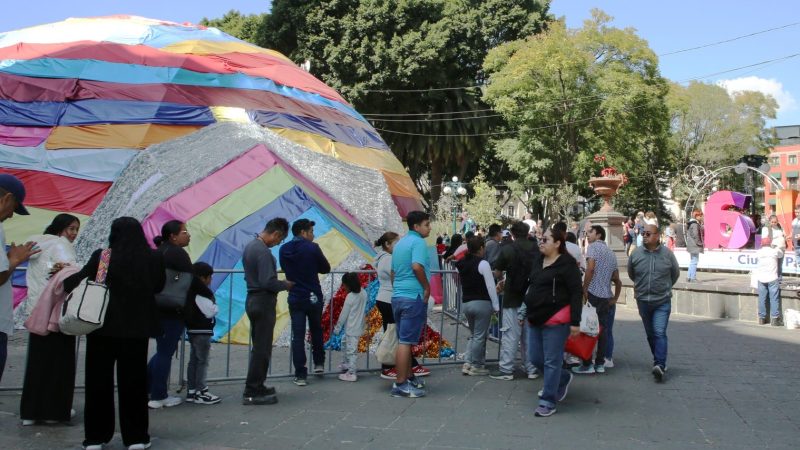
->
xmin=627 ymin=224 xmax=679 ymax=382
xmin=242 ymin=218 xmax=293 ymax=405
xmin=685 ymin=209 xmax=704 ymax=282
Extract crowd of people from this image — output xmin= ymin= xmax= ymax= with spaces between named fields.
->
xmin=0 ymin=170 xmax=748 ymax=445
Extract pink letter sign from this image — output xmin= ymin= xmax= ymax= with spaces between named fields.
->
xmin=704 ymin=191 xmax=756 ymax=249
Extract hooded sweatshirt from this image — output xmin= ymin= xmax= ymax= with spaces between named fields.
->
xmin=279 ymin=236 xmax=331 ymax=303
xmin=627 ymin=244 xmax=680 ymax=305
xmin=685 ymin=219 xmax=704 ymax=255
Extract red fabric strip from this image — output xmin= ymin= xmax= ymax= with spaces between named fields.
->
xmin=390 ymin=195 xmax=425 ymax=219
xmin=0 ymin=41 xmax=347 ymax=104
xmin=0 ymin=168 xmax=110 ymax=215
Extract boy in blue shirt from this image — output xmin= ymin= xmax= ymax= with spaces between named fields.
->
xmin=390 ymin=211 xmax=431 ymax=398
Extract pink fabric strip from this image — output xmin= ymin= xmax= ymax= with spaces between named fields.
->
xmin=0 ymin=125 xmax=52 ymax=147
xmin=141 ymin=144 xmax=278 ymax=242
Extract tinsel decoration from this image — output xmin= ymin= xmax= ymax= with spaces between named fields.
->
xmin=322 ymin=266 xmax=377 ymax=351
xmin=321 ymin=264 xmax=455 ymax=358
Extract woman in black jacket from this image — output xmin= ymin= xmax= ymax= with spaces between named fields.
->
xmin=522 ymin=228 xmax=582 ymax=417
xmin=64 ymin=217 xmax=165 ymax=450
xmin=146 ymin=220 xmax=215 ymax=409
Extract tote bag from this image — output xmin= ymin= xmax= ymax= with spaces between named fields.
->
xmin=154 ymin=268 xmax=192 ymax=309
xmin=376 ymin=324 xmax=399 ymax=365
xmin=59 ymin=249 xmax=111 ymax=336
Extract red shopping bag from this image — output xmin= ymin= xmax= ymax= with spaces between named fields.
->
xmin=564 ymin=331 xmax=600 ymax=361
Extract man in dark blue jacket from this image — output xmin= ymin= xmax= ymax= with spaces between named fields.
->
xmin=279 ymin=219 xmax=331 ymax=385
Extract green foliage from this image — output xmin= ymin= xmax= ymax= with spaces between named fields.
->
xmin=199 ymin=10 xmax=266 ymax=44
xmin=201 ymin=1 xmax=552 ymax=209
xmin=665 ymin=81 xmax=778 ymax=208
xmin=465 ymin=174 xmax=501 ymax=227
xmin=483 ymin=10 xmax=672 ymax=220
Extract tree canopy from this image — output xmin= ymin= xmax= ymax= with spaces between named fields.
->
xmin=483 ymin=10 xmax=671 ymax=220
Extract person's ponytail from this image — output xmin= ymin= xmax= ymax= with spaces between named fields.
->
xmin=153 ymin=236 xmax=164 ymax=247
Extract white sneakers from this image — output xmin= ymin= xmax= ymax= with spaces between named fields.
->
xmin=148 ymin=395 xmax=182 ymax=409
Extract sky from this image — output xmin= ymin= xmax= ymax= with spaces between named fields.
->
xmin=1 ymin=1 xmax=798 ymax=126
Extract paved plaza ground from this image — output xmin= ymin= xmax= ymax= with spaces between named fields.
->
xmin=1 ymin=304 xmax=799 ymax=450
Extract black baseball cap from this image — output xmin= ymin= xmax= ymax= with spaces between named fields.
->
xmin=291 ymin=218 xmax=316 ymax=236
xmin=0 ymin=174 xmax=29 ymax=215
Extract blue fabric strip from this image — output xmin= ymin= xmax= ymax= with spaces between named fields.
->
xmin=0 ymin=143 xmax=136 ymax=181
xmin=248 ymin=110 xmax=388 ymax=150
xmin=0 ymin=58 xmax=369 ymax=125
xmin=0 ymin=99 xmax=215 ymax=126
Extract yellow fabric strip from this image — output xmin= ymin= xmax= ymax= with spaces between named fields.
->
xmin=267 ymin=128 xmax=408 ymax=175
xmin=222 ymin=228 xmax=372 ymax=344
xmin=210 ymin=106 xmax=251 ymax=123
xmin=160 ymin=39 xmax=290 ymax=61
xmin=381 ymin=171 xmax=423 ymax=199
xmin=45 ymin=124 xmax=203 ymax=150
xmin=4 ymin=207 xmax=90 ymax=245
xmin=184 ymin=167 xmax=295 ymax=261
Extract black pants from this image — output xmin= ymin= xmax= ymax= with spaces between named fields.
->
xmin=375 ymin=301 xmax=420 ymax=370
xmin=584 ymin=294 xmax=611 ymax=366
xmin=0 ymin=331 xmax=7 ymax=383
xmin=289 ymin=299 xmax=325 ymax=378
xmin=84 ymin=335 xmax=149 ymax=447
xmin=244 ymin=292 xmax=277 ymax=396
xmin=20 ymin=332 xmax=76 ymax=422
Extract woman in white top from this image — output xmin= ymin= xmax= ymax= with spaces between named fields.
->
xmin=15 ymin=214 xmax=79 ymax=328
xmin=762 ymin=215 xmax=786 ymax=280
xmin=373 ymin=232 xmax=428 ymax=379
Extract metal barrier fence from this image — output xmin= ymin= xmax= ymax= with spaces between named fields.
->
xmin=2 ymin=267 xmax=503 ymax=392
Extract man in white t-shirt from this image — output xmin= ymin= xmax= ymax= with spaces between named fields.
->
xmin=0 ymin=174 xmax=38 ymax=383
xmin=754 ymin=240 xmax=782 ymax=326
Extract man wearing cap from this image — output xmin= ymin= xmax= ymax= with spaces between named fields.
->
xmin=279 ymin=219 xmax=331 ymax=386
xmin=0 ymin=174 xmax=38 ymax=382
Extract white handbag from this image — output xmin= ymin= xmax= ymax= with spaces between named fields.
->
xmin=376 ymin=324 xmax=399 ymax=365
xmin=59 ymin=249 xmax=111 ymax=336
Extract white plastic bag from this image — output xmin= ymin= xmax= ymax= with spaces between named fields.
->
xmin=784 ymin=309 xmax=800 ymax=330
xmin=376 ymin=324 xmax=398 ymax=365
xmin=580 ymin=302 xmax=600 ymax=336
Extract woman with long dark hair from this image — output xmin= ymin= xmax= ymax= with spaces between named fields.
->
xmin=522 ymin=228 xmax=582 ymax=417
xmin=441 ymin=234 xmax=463 ymax=260
xmin=19 ymin=213 xmax=80 ymax=426
xmin=147 ymin=220 xmax=215 ymax=408
xmin=64 ymin=217 xmax=166 ymax=449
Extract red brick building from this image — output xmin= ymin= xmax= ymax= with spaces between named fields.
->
xmin=764 ymin=125 xmax=800 ymax=216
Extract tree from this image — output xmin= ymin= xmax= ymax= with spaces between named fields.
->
xmin=294 ymin=0 xmax=552 ymax=206
xmin=666 ymin=81 xmax=778 ymax=207
xmin=199 ymin=10 xmax=266 ymax=44
xmin=464 ymin=174 xmax=501 ymax=228
xmin=483 ymin=10 xmax=672 ymax=220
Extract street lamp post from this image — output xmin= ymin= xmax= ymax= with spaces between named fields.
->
xmin=734 ymin=147 xmax=770 ymax=216
xmin=442 ymin=176 xmax=467 ymax=236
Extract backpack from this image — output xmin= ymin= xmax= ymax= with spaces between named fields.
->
xmin=506 ymin=243 xmax=538 ymax=296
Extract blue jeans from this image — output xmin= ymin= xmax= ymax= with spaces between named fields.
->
xmin=688 ymin=253 xmax=699 ymax=280
xmin=392 ymin=296 xmax=427 ymax=345
xmin=605 ymin=304 xmax=616 ymax=359
xmin=0 ymin=331 xmax=7 ymax=383
xmin=289 ymin=299 xmax=325 ymax=378
xmin=526 ymin=323 xmax=571 ymax=408
xmin=757 ymin=280 xmax=781 ymax=319
xmin=636 ymin=301 xmax=671 ymax=369
xmin=147 ymin=317 xmax=185 ymax=400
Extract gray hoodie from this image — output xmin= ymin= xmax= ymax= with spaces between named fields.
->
xmin=627 ymin=244 xmax=680 ymax=305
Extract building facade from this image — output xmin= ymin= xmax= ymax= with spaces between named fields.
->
xmin=764 ymin=125 xmax=800 ymax=216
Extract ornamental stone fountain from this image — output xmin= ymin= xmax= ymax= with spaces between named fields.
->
xmin=587 ymin=175 xmax=627 ymax=258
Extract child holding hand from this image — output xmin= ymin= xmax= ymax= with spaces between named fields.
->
xmin=334 ymin=273 xmax=367 ymax=382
